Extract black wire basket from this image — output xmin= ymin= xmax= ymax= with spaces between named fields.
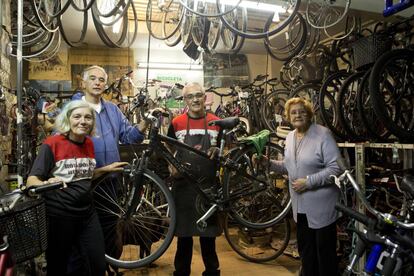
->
xmin=352 ymin=33 xmax=392 ymax=70
xmin=0 ymin=198 xmax=48 ymax=263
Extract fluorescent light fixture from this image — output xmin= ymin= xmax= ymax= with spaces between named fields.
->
xmin=203 ymin=0 xmax=287 ymax=13
xmin=138 ymin=62 xmax=203 ymax=70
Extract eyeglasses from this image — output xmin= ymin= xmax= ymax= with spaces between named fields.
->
xmin=290 ymin=110 xmax=307 ymax=116
xmin=184 ymin=92 xmax=204 ymax=100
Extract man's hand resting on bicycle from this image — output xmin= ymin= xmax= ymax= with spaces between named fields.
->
xmin=207 ymin=147 xmax=220 ymax=159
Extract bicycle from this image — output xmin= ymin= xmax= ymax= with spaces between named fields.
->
xmin=0 ymin=182 xmax=63 ymax=276
xmin=92 ymin=114 xmax=291 ymax=269
xmin=333 ymin=159 xmax=414 ymax=275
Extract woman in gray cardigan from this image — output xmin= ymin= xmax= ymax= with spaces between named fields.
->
xmin=256 ymin=98 xmax=342 ymax=276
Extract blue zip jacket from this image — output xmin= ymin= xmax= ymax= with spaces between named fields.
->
xmin=72 ymin=92 xmax=144 ymax=167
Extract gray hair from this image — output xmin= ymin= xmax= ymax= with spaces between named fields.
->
xmin=54 ymin=100 xmax=96 ymax=136
xmin=183 ymin=82 xmax=205 ymax=96
xmin=82 ymin=65 xmax=108 ymax=82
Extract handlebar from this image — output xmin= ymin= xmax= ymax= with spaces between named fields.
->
xmin=335 ymin=202 xmax=376 ymax=228
xmin=26 ymin=182 xmax=64 ymax=196
xmin=0 ymin=182 xmax=63 ymax=212
xmin=336 ymin=202 xmax=414 ymax=252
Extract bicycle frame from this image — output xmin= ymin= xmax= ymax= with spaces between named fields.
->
xmin=129 ymin=116 xmax=269 ymax=229
xmin=0 ymin=236 xmax=13 ymax=276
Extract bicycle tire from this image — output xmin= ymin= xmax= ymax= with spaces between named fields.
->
xmin=162 ymin=6 xmax=183 ymax=47
xmin=178 ymin=0 xmax=241 ymax=17
xmin=161 ymin=0 xmax=184 ymax=40
xmin=305 ymin=0 xmax=351 ymax=29
xmin=288 ymin=82 xmax=323 ymax=124
xmin=223 ymin=211 xmax=290 ymax=263
xmin=368 ymin=49 xmax=414 ymax=141
xmin=57 ymin=0 xmax=88 ymax=47
xmin=93 ymin=169 xmax=176 ymax=269
xmin=356 ymin=69 xmax=392 ymax=141
xmin=223 ymin=142 xmax=291 ymax=229
xmin=71 ymin=0 xmax=96 ymax=12
xmin=180 ymin=10 xmax=194 ymax=46
xmin=207 ymin=17 xmax=221 ymax=52
xmin=262 ymin=89 xmax=290 ymax=132
xmin=191 ymin=14 xmax=210 ymax=47
xmin=147 ymin=0 xmax=183 ymax=40
xmin=264 ymin=12 xmax=307 ymax=62
xmin=318 ymin=71 xmax=350 ymax=141
xmin=238 ymin=116 xmax=251 ymax=136
xmin=29 ymin=0 xmax=60 ymax=32
xmin=220 ymin=7 xmax=246 ymax=55
xmin=146 ymin=0 xmax=167 ymax=40
xmin=92 ymin=0 xmax=138 ymax=48
xmin=336 ymin=71 xmax=367 ymax=141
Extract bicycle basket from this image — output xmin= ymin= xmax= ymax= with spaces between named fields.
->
xmin=0 ymin=198 xmax=48 ymax=263
xmin=352 ymin=33 xmax=392 ymax=70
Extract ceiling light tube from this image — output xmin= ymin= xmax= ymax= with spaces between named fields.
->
xmin=203 ymin=0 xmax=287 ymax=13
xmin=137 ymin=62 xmax=203 ymax=70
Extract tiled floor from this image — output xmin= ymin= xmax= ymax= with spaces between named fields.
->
xmin=120 ymin=235 xmax=301 ymax=276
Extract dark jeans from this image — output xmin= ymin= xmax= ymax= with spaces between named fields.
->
xmin=173 ymin=237 xmax=220 ymax=276
xmin=297 ymin=213 xmax=338 ymax=276
xmin=46 ymin=211 xmax=105 ymax=276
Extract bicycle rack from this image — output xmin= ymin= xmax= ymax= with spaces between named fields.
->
xmin=383 ymin=0 xmax=414 ymax=17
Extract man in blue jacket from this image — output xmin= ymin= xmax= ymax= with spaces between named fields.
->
xmin=73 ymin=65 xmax=147 ymax=166
xmin=72 ymin=65 xmax=148 ymax=268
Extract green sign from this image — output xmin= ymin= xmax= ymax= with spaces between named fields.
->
xmin=156 ymin=76 xmax=183 ymax=82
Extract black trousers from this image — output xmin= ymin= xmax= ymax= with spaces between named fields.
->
xmin=46 ymin=211 xmax=105 ymax=276
xmin=173 ymin=237 xmax=220 ymax=276
xmin=296 ymin=213 xmax=338 ymax=276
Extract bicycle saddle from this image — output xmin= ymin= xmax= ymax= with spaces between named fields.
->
xmin=208 ymin=117 xmax=240 ymax=130
xmin=401 ymin=174 xmax=414 ymax=199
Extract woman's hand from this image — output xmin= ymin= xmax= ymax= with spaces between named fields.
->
xmin=101 ymin=162 xmax=129 ymax=173
xmin=93 ymin=162 xmax=128 ymax=180
xmin=45 ymin=177 xmax=67 ymax=188
xmin=252 ymin=154 xmax=269 ymax=168
xmin=292 ymin=178 xmax=307 ymax=193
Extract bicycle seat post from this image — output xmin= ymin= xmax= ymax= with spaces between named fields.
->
xmin=218 ymin=129 xmax=228 ymax=158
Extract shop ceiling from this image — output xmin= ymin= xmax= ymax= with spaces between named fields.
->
xmin=61 ymin=0 xmax=414 ymax=53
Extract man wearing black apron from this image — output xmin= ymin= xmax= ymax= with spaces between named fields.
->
xmin=167 ymin=83 xmax=222 ymax=276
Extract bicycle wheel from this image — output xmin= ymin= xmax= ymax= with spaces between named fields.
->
xmin=336 ymin=71 xmax=368 ymax=141
xmin=161 ymin=0 xmax=184 ymax=40
xmin=318 ymin=70 xmax=351 ymax=140
xmin=369 ymin=49 xmax=414 ymax=141
xmin=288 ymin=82 xmax=322 ymax=124
xmin=356 ymin=69 xmax=392 ymax=141
xmin=223 ymin=142 xmax=291 ymax=229
xmin=223 ymin=212 xmax=290 ymax=263
xmin=264 ymin=12 xmax=307 ymax=62
xmin=93 ymin=169 xmax=176 ymax=269
xmin=207 ymin=17 xmax=221 ymax=52
xmin=262 ymin=89 xmax=290 ymax=132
